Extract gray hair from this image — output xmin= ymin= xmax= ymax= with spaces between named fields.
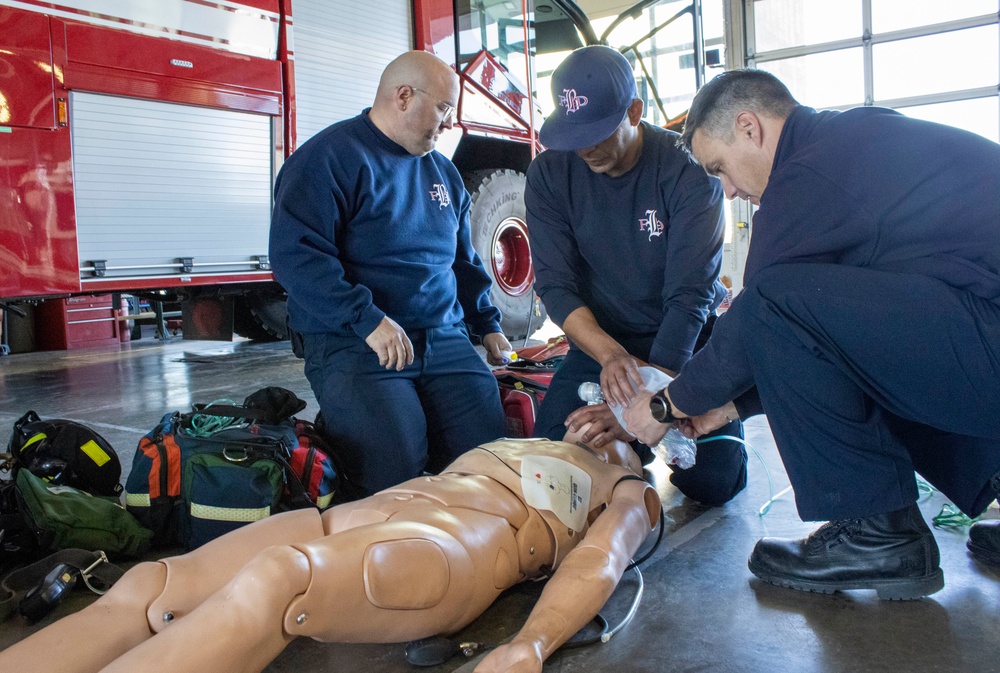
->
xmin=678 ymin=69 xmax=799 ymax=158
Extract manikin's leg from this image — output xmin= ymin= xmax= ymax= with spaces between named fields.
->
xmin=100 ymin=545 xmax=312 ymax=673
xmin=101 ymin=510 xmax=513 ymax=672
xmin=0 ymin=562 xmax=167 ymax=673
xmin=0 ymin=509 xmax=325 ymax=673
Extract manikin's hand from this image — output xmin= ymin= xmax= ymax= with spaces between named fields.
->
xmin=598 ymin=352 xmax=644 ymax=409
xmin=365 ymin=316 xmax=414 ymax=371
xmin=621 ymin=388 xmax=670 ymax=447
xmin=677 ymin=401 xmax=738 ymax=438
xmin=565 ymin=403 xmax=634 ymax=447
xmin=473 ymin=639 xmax=542 ymax=673
xmin=482 ymin=331 xmax=513 ymax=366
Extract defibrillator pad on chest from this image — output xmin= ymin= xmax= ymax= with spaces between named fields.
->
xmin=520 ymin=455 xmax=593 ymax=532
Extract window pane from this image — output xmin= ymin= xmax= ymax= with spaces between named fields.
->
xmin=455 ymin=0 xmax=533 ymax=72
xmin=899 ymin=97 xmax=1000 ymax=143
xmin=872 ymin=0 xmax=998 ymax=34
xmin=758 ymin=48 xmax=865 ymax=109
xmin=873 ymin=26 xmax=999 ymax=101
xmin=703 ymin=0 xmax=725 ymax=41
xmin=753 ymin=0 xmax=861 ymax=52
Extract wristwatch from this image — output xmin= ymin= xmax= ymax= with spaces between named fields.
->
xmin=649 ymin=389 xmax=677 ymax=423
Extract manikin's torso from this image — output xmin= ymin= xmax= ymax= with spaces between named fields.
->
xmin=322 ymin=438 xmax=636 ymax=584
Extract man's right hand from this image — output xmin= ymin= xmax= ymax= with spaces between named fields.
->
xmin=560 ymin=307 xmax=643 ymax=407
xmin=365 ymin=317 xmax=414 ymax=371
xmin=598 ymin=351 xmax=644 ymax=409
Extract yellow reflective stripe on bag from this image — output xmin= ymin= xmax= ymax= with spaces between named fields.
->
xmin=81 ymin=439 xmax=112 ymax=467
xmin=124 ymin=492 xmax=150 ymax=507
xmin=189 ymin=503 xmax=270 ymax=523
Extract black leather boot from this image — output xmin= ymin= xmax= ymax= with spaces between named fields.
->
xmin=748 ymin=503 xmax=943 ymax=600
xmin=967 ymin=520 xmax=1000 ymax=567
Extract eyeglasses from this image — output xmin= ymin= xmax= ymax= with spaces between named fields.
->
xmin=409 ymin=86 xmax=456 ymax=122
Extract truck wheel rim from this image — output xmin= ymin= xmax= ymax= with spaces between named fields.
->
xmin=492 ymin=216 xmax=533 ymax=297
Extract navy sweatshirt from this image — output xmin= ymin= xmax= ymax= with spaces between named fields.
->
xmin=269 ymin=110 xmax=500 ymax=339
xmin=670 ymin=105 xmax=1000 ymax=414
xmin=526 ymin=122 xmax=727 ymax=373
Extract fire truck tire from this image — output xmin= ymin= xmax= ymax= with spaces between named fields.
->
xmin=465 ymin=169 xmax=546 ymax=340
xmin=233 ymin=295 xmax=288 ymax=342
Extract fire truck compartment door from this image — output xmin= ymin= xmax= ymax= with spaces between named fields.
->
xmin=70 ymin=92 xmax=273 ymax=282
xmin=291 ymin=0 xmax=412 ymax=147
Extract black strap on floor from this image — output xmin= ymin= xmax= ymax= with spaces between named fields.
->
xmin=0 ymin=549 xmax=124 ymax=621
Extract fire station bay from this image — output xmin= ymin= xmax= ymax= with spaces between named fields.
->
xmin=1 ymin=1 xmax=998 ymax=673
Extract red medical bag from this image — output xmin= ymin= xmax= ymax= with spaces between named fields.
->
xmin=492 ymin=336 xmax=569 ymax=438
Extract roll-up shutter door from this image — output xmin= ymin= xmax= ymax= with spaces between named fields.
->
xmin=71 ymin=92 xmax=273 ymax=281
xmin=292 ymin=0 xmax=412 ymax=146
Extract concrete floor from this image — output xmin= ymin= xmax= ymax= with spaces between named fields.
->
xmin=1 ymin=334 xmax=998 ymax=672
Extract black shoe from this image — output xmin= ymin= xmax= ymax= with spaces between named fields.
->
xmin=967 ymin=520 xmax=1000 ymax=567
xmin=748 ymin=503 xmax=943 ymax=600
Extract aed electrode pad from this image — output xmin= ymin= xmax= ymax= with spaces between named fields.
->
xmin=520 ymin=455 xmax=592 ymax=532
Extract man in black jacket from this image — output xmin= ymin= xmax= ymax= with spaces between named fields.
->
xmin=626 ymin=69 xmax=1000 ymax=599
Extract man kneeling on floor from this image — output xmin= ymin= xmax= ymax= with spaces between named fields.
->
xmin=625 ymin=68 xmax=1000 ymax=600
xmin=0 ymin=426 xmax=659 ymax=673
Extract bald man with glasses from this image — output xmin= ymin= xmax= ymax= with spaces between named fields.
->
xmin=270 ymin=51 xmax=510 ymax=498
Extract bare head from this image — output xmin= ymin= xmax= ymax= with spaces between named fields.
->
xmin=369 ymin=50 xmax=459 ymax=156
xmin=563 ymin=423 xmax=642 ymax=476
xmin=678 ymin=69 xmax=798 ymax=204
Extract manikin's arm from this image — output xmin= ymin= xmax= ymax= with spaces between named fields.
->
xmin=473 ymin=478 xmax=656 ymax=673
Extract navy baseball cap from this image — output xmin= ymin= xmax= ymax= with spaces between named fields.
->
xmin=539 ymin=46 xmax=637 ymax=151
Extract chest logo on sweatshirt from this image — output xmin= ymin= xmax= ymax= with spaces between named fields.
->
xmin=559 ymin=88 xmax=589 ymax=114
xmin=639 ymin=209 xmax=664 ymax=240
xmin=429 ymin=183 xmax=451 ymax=209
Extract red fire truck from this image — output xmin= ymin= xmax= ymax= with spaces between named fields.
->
xmin=0 ymin=0 xmax=553 ymax=348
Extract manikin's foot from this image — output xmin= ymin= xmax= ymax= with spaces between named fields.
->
xmin=967 ymin=519 xmax=1000 ymax=568
xmin=748 ymin=503 xmax=943 ymax=600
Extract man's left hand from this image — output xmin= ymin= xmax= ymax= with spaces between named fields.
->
xmin=622 ymin=388 xmax=670 ymax=446
xmin=482 ymin=331 xmax=513 ymax=366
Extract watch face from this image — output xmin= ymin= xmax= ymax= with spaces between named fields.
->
xmin=650 ymin=395 xmax=669 ymax=423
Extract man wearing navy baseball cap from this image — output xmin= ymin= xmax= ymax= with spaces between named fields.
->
xmin=526 ymin=46 xmax=751 ymax=506
xmin=538 ymin=45 xmax=638 ymax=152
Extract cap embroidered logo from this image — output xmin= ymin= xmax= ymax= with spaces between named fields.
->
xmin=559 ymin=88 xmax=589 ymax=114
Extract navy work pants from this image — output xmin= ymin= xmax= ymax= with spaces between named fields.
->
xmin=737 ymin=263 xmax=1000 ymax=520
xmin=303 ymin=324 xmax=506 ymax=498
xmin=534 ymin=317 xmax=749 ymax=506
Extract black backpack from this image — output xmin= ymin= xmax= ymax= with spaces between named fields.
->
xmin=7 ymin=411 xmax=123 ymax=498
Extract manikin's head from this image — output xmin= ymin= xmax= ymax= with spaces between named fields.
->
xmin=678 ymin=69 xmax=799 ymax=205
xmin=368 ymin=50 xmax=459 ymax=157
xmin=563 ymin=423 xmax=643 ymax=476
